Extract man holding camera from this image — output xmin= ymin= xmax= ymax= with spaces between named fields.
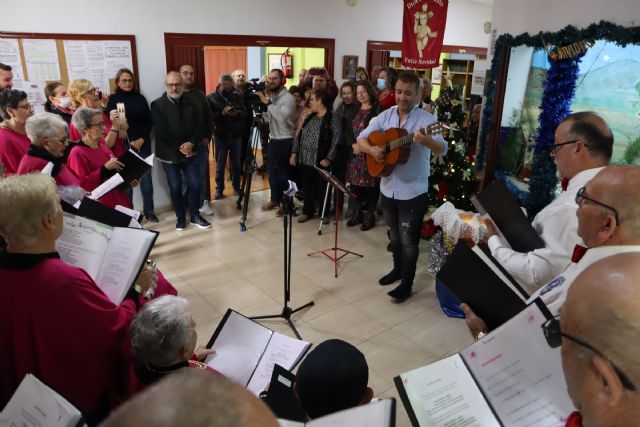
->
xmin=207 ymin=74 xmax=246 ymax=199
xmin=257 ymin=69 xmax=297 ymax=215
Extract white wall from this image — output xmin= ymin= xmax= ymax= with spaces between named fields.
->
xmin=2 ymin=0 xmax=492 ymax=210
xmin=490 ymin=0 xmax=640 ymax=37
xmin=500 ymin=46 xmax=533 ymax=126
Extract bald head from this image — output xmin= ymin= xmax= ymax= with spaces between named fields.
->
xmin=576 ymin=165 xmax=640 ymax=247
xmin=100 ymin=370 xmax=279 ymax=427
xmin=561 ymin=253 xmax=640 ymax=426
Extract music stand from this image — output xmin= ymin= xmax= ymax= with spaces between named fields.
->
xmin=251 ymin=182 xmax=314 ymax=339
xmin=308 ymin=167 xmax=363 ymax=277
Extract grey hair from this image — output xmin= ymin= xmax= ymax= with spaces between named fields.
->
xmin=71 ymin=107 xmax=102 ymax=135
xmin=166 ymin=71 xmax=183 ymax=82
xmin=25 ymin=112 xmax=68 ymax=145
xmin=0 ymin=174 xmax=59 ymax=247
xmin=131 ymin=295 xmax=193 ymax=367
xmin=219 ymin=73 xmax=233 ymax=84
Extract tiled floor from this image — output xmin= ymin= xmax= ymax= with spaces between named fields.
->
xmin=148 ymin=190 xmax=473 ymax=426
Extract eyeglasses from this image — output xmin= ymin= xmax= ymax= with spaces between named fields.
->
xmin=542 ymin=316 xmax=636 ymax=391
xmin=119 ymin=79 xmax=134 ymax=84
xmin=166 ymin=83 xmax=182 ymax=88
xmin=49 ymin=135 xmax=68 ymax=145
xmin=16 ymin=103 xmax=33 ymax=111
xmin=550 ymin=139 xmax=589 ymax=156
xmin=575 ymin=186 xmax=620 ymax=225
xmin=88 ymin=122 xmax=105 ymax=128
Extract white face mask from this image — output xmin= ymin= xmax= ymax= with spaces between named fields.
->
xmin=58 ymin=97 xmax=72 ymax=108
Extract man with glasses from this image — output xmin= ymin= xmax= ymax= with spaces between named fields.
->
xmin=548 ymin=253 xmax=640 ymax=427
xmin=484 ymin=111 xmax=613 ymax=294
xmin=151 ymin=71 xmax=211 ymax=231
xmin=464 ymin=164 xmax=640 ymax=339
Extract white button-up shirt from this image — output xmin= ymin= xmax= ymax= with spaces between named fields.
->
xmin=488 ymin=167 xmax=605 ymax=294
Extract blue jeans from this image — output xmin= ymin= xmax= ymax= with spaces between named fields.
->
xmin=214 ymin=135 xmax=241 ymax=193
xmin=162 ymin=154 xmax=202 ymax=220
xmin=381 ymin=192 xmax=429 ymax=287
xmin=268 ymin=138 xmax=292 ymax=203
xmin=198 ymin=142 xmax=210 ymax=204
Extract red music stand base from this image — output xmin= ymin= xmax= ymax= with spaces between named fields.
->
xmin=308 ymin=187 xmax=363 ymax=277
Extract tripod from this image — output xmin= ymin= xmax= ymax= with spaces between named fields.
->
xmin=250 ymin=188 xmax=314 ymax=339
xmin=308 ymin=168 xmax=363 ymax=277
xmin=237 ymin=111 xmax=263 ymax=232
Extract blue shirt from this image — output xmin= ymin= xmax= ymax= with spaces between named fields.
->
xmin=360 ymin=106 xmax=447 ymax=200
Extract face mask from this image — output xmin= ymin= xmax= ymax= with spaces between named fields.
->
xmin=58 ymin=97 xmax=72 ymax=108
xmin=376 ymin=78 xmax=386 ymax=91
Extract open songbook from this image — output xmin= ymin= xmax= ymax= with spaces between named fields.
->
xmin=205 ymin=309 xmax=312 ymax=395
xmin=437 ymin=241 xmax=528 ymax=330
xmin=56 ymin=213 xmax=158 ymax=304
xmin=471 ymin=181 xmax=545 ymax=253
xmin=0 ymin=374 xmax=84 ymax=427
xmin=278 ymin=399 xmax=396 ymax=427
xmin=395 ymin=299 xmax=574 ymax=427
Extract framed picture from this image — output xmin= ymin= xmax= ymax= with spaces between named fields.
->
xmin=268 ymin=53 xmax=283 ymax=72
xmin=342 ymin=55 xmax=358 ymax=79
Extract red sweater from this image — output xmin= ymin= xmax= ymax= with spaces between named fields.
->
xmin=69 ymin=111 xmax=126 ymax=158
xmin=17 ymin=154 xmax=81 ymax=187
xmin=0 ymin=255 xmax=137 ymax=414
xmin=67 ymin=141 xmax=132 ymax=209
xmin=0 ymin=127 xmax=30 ymax=176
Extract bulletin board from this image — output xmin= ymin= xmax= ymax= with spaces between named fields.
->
xmin=0 ymin=32 xmax=138 ymax=111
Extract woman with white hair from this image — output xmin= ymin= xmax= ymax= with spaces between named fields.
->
xmin=0 ymin=173 xmax=153 ymax=423
xmin=67 ymin=107 xmax=134 ymax=208
xmin=130 ymin=295 xmax=216 ymax=389
xmin=17 ymin=112 xmax=80 ymax=186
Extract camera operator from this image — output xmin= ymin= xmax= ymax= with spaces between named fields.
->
xmin=232 ymin=69 xmax=253 ymax=174
xmin=256 ymin=69 xmax=297 ymax=216
xmin=207 ymin=74 xmax=246 ymax=199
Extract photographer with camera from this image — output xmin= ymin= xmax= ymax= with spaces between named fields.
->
xmin=257 ymin=69 xmax=297 ymax=216
xmin=207 ymin=74 xmax=246 ymax=200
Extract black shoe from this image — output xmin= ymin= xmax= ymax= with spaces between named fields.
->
xmin=191 ymin=215 xmax=212 ymax=229
xmin=214 ymin=192 xmax=223 ymax=200
xmin=379 ymin=269 xmax=401 ymax=286
xmin=145 ymin=212 xmax=159 ymax=223
xmin=176 ymin=218 xmax=187 ymax=231
xmin=387 ymin=283 xmax=412 ymax=301
xmin=360 ymin=211 xmax=375 ymax=231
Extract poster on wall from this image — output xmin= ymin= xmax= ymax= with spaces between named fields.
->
xmin=471 ymin=60 xmax=488 ymax=95
xmin=22 ymin=39 xmax=61 ymax=81
xmin=0 ymin=38 xmax=26 ymax=90
xmin=401 ymin=0 xmax=449 ymax=69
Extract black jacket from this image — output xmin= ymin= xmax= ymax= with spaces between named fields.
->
xmin=206 ymin=87 xmax=247 ymax=138
xmin=150 ymin=93 xmax=206 ymax=164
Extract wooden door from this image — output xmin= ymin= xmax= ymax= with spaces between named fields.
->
xmin=204 ymin=47 xmax=247 ymax=94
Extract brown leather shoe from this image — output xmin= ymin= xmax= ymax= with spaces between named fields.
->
xmin=261 ymin=201 xmax=279 ymax=211
xmin=275 ymin=206 xmax=285 ymax=217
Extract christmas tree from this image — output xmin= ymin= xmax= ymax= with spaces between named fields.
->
xmin=427 ymin=86 xmax=478 ymax=211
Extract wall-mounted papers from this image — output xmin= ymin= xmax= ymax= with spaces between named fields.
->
xmin=22 ymin=39 xmax=61 ymax=81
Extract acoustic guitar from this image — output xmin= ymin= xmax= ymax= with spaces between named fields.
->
xmin=366 ymin=122 xmax=445 ymax=177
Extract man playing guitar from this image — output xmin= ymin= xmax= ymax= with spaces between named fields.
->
xmin=357 ymin=71 xmax=447 ymax=301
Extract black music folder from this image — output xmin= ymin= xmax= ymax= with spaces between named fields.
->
xmin=116 ymin=149 xmax=153 ymax=183
xmin=263 ymin=364 xmax=308 ymax=422
xmin=77 ymin=197 xmax=133 ymax=228
xmin=437 ymin=241 xmax=528 ymax=330
xmin=472 ymin=181 xmax=545 ymax=253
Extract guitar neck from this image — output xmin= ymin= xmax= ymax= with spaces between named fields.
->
xmin=384 ymin=124 xmax=434 ymax=153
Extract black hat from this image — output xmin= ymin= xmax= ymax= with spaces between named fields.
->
xmin=295 ymin=339 xmax=369 ymax=419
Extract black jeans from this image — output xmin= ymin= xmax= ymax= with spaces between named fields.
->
xmin=299 ymin=164 xmax=327 ymax=216
xmin=381 ymin=192 xmax=429 ymax=287
xmin=268 ymin=138 xmax=292 ymax=203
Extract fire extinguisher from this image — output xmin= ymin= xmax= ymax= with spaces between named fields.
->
xmin=281 ymin=48 xmax=293 ymax=78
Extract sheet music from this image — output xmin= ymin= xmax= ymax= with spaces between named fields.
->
xmin=205 ymin=311 xmax=273 ymax=386
xmin=95 ymin=227 xmax=154 ymax=304
xmin=461 ymin=303 xmax=575 ymax=427
xmin=247 ymin=332 xmax=310 ymax=395
xmin=88 ymin=173 xmax=124 ymax=201
xmin=307 ymin=399 xmax=394 ymax=427
xmin=0 ymin=374 xmax=83 ymax=427
xmin=399 ymin=354 xmax=499 ymax=427
xmin=56 ymin=214 xmax=111 ymax=279
xmin=278 ymin=421 xmax=304 ymax=427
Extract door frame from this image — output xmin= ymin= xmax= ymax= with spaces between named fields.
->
xmin=164 ymin=33 xmax=335 ymax=91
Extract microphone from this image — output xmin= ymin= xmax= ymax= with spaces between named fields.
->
xmin=274 ymin=177 xmax=298 ymax=197
xmin=283 ymin=180 xmax=298 ymax=197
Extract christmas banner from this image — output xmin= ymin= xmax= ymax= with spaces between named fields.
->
xmin=402 ymin=0 xmax=449 ymax=68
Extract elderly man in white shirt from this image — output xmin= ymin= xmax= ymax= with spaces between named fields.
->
xmin=464 ymin=164 xmax=640 ymax=340
xmin=485 ymin=111 xmax=613 ymax=295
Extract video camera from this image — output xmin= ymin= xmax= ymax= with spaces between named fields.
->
xmin=245 ymin=78 xmax=269 ymax=113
